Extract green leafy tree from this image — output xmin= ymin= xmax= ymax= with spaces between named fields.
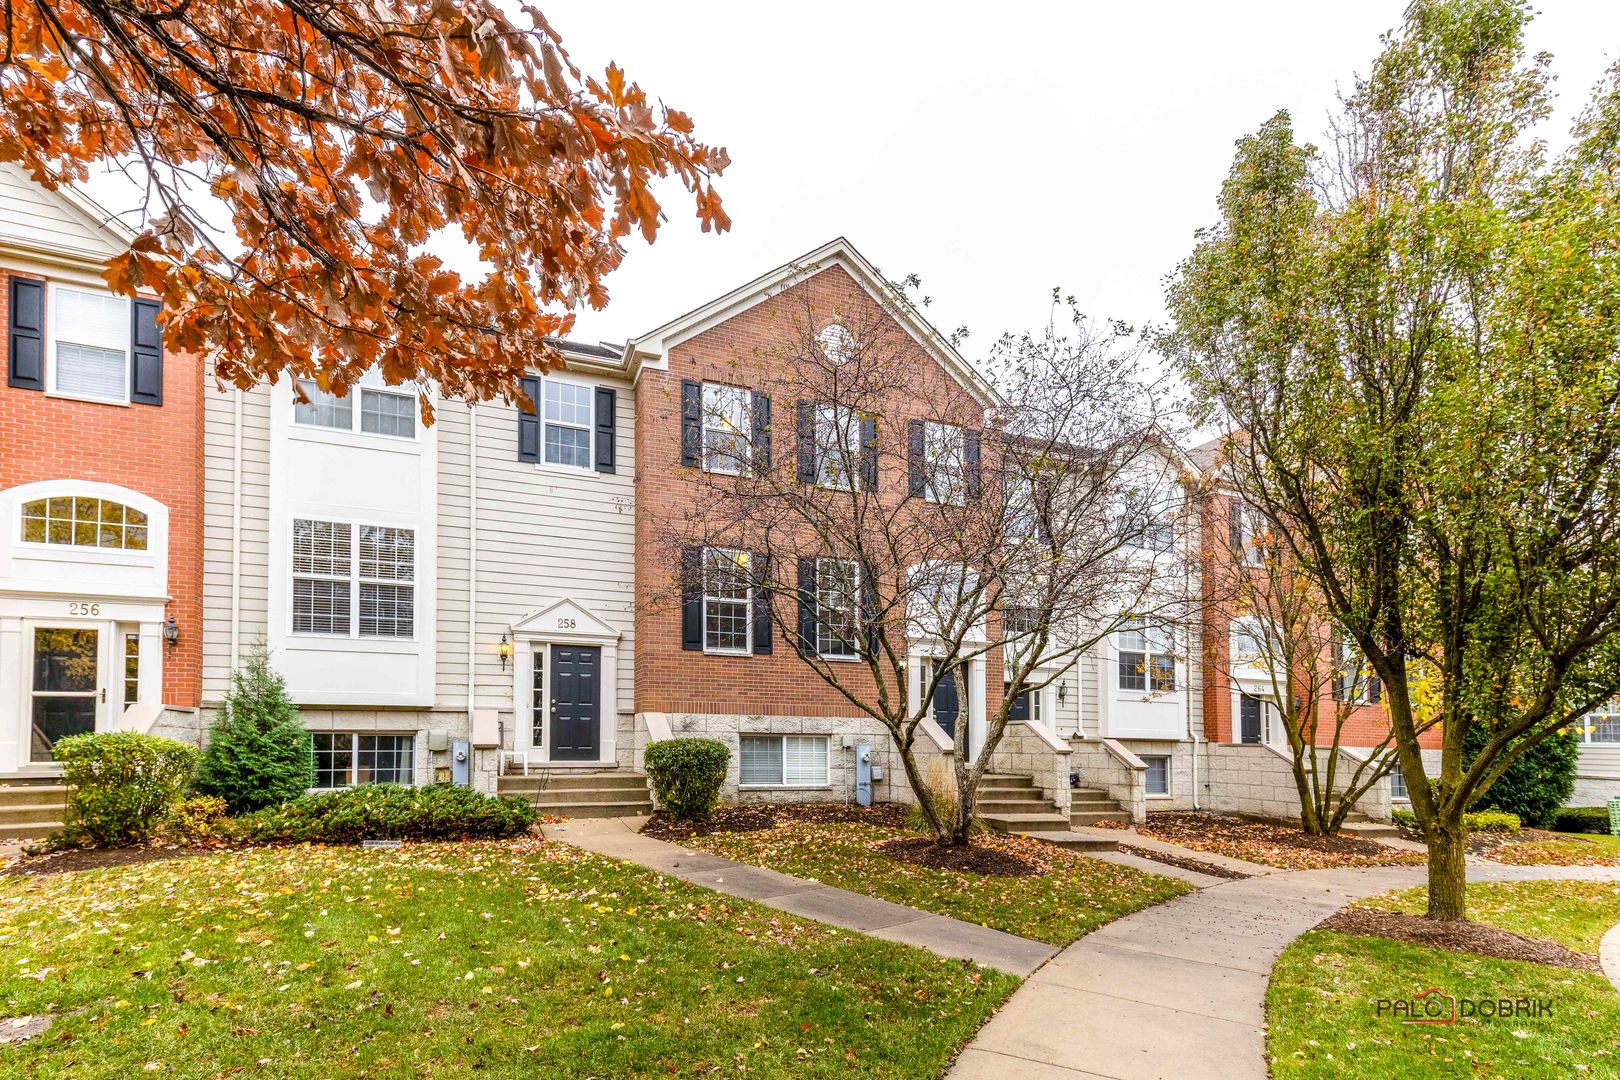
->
xmin=1462 ymin=722 xmax=1577 ymax=827
xmin=1164 ymin=0 xmax=1620 ymax=919
xmin=194 ymin=648 xmax=316 ymax=813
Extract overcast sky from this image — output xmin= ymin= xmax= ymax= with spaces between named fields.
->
xmin=543 ymin=1 xmax=1620 ymax=354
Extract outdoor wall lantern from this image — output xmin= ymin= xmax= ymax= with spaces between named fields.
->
xmin=1057 ymin=680 xmax=1068 ymax=705
xmin=163 ymin=615 xmax=180 ymax=651
xmin=498 ymin=633 xmax=513 ymax=671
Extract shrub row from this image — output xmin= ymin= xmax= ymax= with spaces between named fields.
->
xmin=235 ymin=784 xmax=536 ymax=843
xmin=1391 ymin=807 xmax=1522 ymax=833
xmin=1551 ymin=806 xmax=1613 ymax=835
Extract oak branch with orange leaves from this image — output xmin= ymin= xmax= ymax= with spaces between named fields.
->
xmin=0 ymin=0 xmax=730 ymax=413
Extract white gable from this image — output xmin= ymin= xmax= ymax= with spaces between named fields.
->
xmin=511 ymin=598 xmax=621 ymax=643
xmin=0 ymin=163 xmax=130 ymax=267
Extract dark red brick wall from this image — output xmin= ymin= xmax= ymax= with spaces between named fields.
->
xmin=1 ymin=267 xmax=204 ymax=708
xmin=633 ymin=265 xmax=1003 ymax=717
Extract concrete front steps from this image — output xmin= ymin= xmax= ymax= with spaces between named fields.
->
xmin=977 ymin=774 xmax=1122 ymax=852
xmin=497 ymin=768 xmax=654 ymax=819
xmin=1070 ymin=786 xmax=1130 ymax=828
xmin=0 ymin=777 xmax=68 ymax=840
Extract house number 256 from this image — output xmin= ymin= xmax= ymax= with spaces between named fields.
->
xmin=556 ymin=617 xmax=576 ymax=629
xmin=68 ymin=602 xmax=101 ymax=616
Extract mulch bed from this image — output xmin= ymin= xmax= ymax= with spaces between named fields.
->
xmin=1136 ymin=812 xmax=1423 ymax=870
xmin=1 ymin=844 xmax=218 ymax=878
xmin=1318 ymin=907 xmax=1602 ymax=972
xmin=641 ymin=801 xmax=907 ymax=841
xmin=874 ymin=836 xmax=1040 ymax=877
xmin=1120 ymin=843 xmax=1253 ymax=880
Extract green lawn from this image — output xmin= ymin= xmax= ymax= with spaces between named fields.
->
xmin=1358 ymin=879 xmax=1620 ymax=953
xmin=0 ymin=841 xmax=1019 ymax=1078
xmin=674 ymin=820 xmax=1192 ymax=945
xmin=1491 ymin=832 xmax=1620 ymax=867
xmin=1268 ymin=880 xmax=1620 ymax=1078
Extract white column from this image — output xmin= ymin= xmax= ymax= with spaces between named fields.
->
xmin=0 ymin=616 xmax=24 ymax=772
xmin=138 ymin=621 xmax=163 ymax=712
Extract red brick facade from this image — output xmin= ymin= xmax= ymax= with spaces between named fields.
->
xmin=632 ymin=265 xmax=1004 ymax=717
xmin=1 ymin=267 xmax=204 ymax=708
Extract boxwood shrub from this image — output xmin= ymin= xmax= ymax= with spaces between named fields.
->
xmin=1391 ymin=807 xmax=1520 ymax=832
xmin=644 ymin=738 xmax=730 ymax=821
xmin=1552 ymin=806 xmax=1612 ymax=835
xmin=236 ymin=784 xmax=535 ymax=843
xmin=54 ymin=732 xmax=200 ymax=847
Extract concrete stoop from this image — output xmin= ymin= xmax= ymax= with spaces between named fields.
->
xmin=0 ymin=777 xmax=67 ymax=841
xmin=1069 ymin=786 xmax=1130 ymax=828
xmin=497 ymin=768 xmax=654 ymax=819
xmin=975 ymin=773 xmax=1070 ymax=833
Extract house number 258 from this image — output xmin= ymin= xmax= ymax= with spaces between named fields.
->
xmin=556 ymin=617 xmax=576 ymax=629
xmin=68 ymin=602 xmax=101 ymax=616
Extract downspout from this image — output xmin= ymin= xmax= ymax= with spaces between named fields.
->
xmin=229 ymin=387 xmax=243 ymax=670
xmin=466 ymin=403 xmax=478 ymax=717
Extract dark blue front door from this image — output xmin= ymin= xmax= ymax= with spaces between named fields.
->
xmin=551 ymin=644 xmax=601 ymax=760
xmin=932 ymin=663 xmax=966 ymax=756
xmin=1239 ymin=693 xmax=1263 ymax=744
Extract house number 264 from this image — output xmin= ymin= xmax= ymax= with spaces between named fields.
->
xmin=556 ymin=617 xmax=576 ymax=629
xmin=68 ymin=602 xmax=101 ymax=616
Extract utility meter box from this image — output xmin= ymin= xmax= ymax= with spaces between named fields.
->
xmin=855 ymin=744 xmax=873 ymax=807
xmin=427 ymin=729 xmax=450 ymax=753
xmin=452 ymin=739 xmax=471 ymax=787
xmin=470 ymin=709 xmax=500 ymax=748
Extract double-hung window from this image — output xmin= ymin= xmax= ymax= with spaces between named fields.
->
xmin=815 ymin=404 xmax=861 ymax=489
xmin=292 ymin=519 xmax=415 ymax=638
xmin=1390 ymin=760 xmax=1409 ymax=799
xmin=702 ymin=547 xmax=752 ymax=653
xmin=702 ymin=383 xmax=753 ymax=474
xmin=1126 ymin=512 xmax=1175 ymax=553
xmin=51 ymin=285 xmax=131 ymax=402
xmin=1143 ymin=755 xmax=1170 ymax=796
xmin=313 ymin=733 xmax=415 ymax=787
xmin=922 ymin=421 xmax=966 ymax=503
xmin=1229 ymin=501 xmax=1268 ymax=567
xmin=295 ymin=368 xmax=416 ymax=438
xmin=543 ymin=380 xmax=594 ymax=468
xmin=1229 ymin=618 xmax=1267 ymax=667
xmin=1582 ymin=702 xmax=1620 ymax=744
xmin=1118 ymin=617 xmax=1175 ymax=693
xmin=739 ymin=734 xmax=829 ymax=787
xmin=815 ymin=557 xmax=860 ymax=659
xmin=1334 ymin=636 xmax=1381 ymax=705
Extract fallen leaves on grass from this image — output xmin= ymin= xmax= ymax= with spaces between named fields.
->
xmin=1318 ymin=907 xmax=1601 ymax=971
xmin=1132 ymin=812 xmax=1424 ymax=870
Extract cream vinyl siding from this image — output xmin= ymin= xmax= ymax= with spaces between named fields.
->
xmin=1576 ymin=745 xmax=1620 ymax=781
xmin=201 ymin=381 xmax=274 ymax=702
xmin=0 ymin=163 xmax=126 ymax=262
xmin=452 ymin=376 xmax=637 ymax=719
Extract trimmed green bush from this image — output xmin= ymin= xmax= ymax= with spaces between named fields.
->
xmin=55 ymin=732 xmax=200 ymax=846
xmin=161 ymin=795 xmax=231 ymax=843
xmin=644 ymin=738 xmax=730 ymax=821
xmin=1391 ymin=807 xmax=1521 ymax=833
xmin=1552 ymin=806 xmax=1612 ymax=835
xmin=1463 ymin=722 xmax=1578 ymax=827
xmin=193 ymin=647 xmax=316 ymax=813
xmin=236 ymin=784 xmax=535 ymax=843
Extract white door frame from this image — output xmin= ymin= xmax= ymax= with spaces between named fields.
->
xmin=509 ymin=599 xmax=620 ymax=767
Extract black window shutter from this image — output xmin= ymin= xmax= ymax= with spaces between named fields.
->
xmin=681 ymin=546 xmax=704 ymax=651
xmin=751 ymin=392 xmax=772 ymax=474
xmin=594 ymin=386 xmax=616 ymax=473
xmin=1369 ymin=675 xmax=1383 ymax=704
xmin=680 ymin=380 xmax=702 ymax=467
xmin=797 ymin=556 xmax=817 ymax=656
xmin=907 ymin=419 xmax=926 ymax=495
xmin=796 ymin=401 xmax=817 ymax=484
xmin=860 ymin=563 xmax=878 ymax=655
xmin=751 ymin=551 xmax=772 ymax=654
xmin=860 ymin=414 xmax=878 ymax=490
xmin=1035 ymin=478 xmax=1053 ymax=542
xmin=129 ymin=297 xmax=163 ymax=405
xmin=1229 ymin=500 xmax=1245 ymax=553
xmin=7 ymin=277 xmax=45 ymax=391
xmin=964 ymin=429 xmax=982 ymax=498
xmin=517 ymin=376 xmax=541 ymax=462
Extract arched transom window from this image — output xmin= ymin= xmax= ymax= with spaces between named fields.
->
xmin=21 ymin=496 xmax=149 ymax=550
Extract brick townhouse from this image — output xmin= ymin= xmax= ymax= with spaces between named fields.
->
xmin=0 ymin=163 xmax=203 ymax=820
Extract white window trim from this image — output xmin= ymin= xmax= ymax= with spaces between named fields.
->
xmin=535 ymin=373 xmax=597 ymax=473
xmin=815 ymin=403 xmax=860 ymax=491
xmin=45 ymin=281 xmax=132 ymax=407
xmin=310 ymin=731 xmax=418 ymax=790
xmin=1117 ymin=619 xmax=1177 ymax=694
xmin=292 ymin=372 xmax=417 ymax=442
xmin=1143 ymin=754 xmax=1172 ymax=798
xmin=700 ymin=382 xmax=753 ymax=476
xmin=701 ymin=546 xmax=753 ymax=656
xmin=1581 ymin=703 xmax=1620 ymax=745
xmin=289 ymin=518 xmax=417 ymax=642
xmin=815 ymin=556 xmax=861 ymax=661
xmin=738 ymin=733 xmax=831 ymax=789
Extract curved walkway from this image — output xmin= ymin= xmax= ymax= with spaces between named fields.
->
xmin=949 ymin=863 xmax=1620 ymax=1080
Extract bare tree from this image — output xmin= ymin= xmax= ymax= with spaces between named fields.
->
xmin=654 ymin=275 xmax=1180 ymax=846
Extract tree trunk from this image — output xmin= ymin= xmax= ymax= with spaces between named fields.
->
xmin=1425 ymin=817 xmax=1468 ymax=921
xmin=948 ymin=781 xmax=977 ymax=846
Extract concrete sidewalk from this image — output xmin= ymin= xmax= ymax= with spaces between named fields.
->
xmin=541 ymin=817 xmax=1059 ymax=977
xmin=949 ymin=862 xmax=1620 ymax=1080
